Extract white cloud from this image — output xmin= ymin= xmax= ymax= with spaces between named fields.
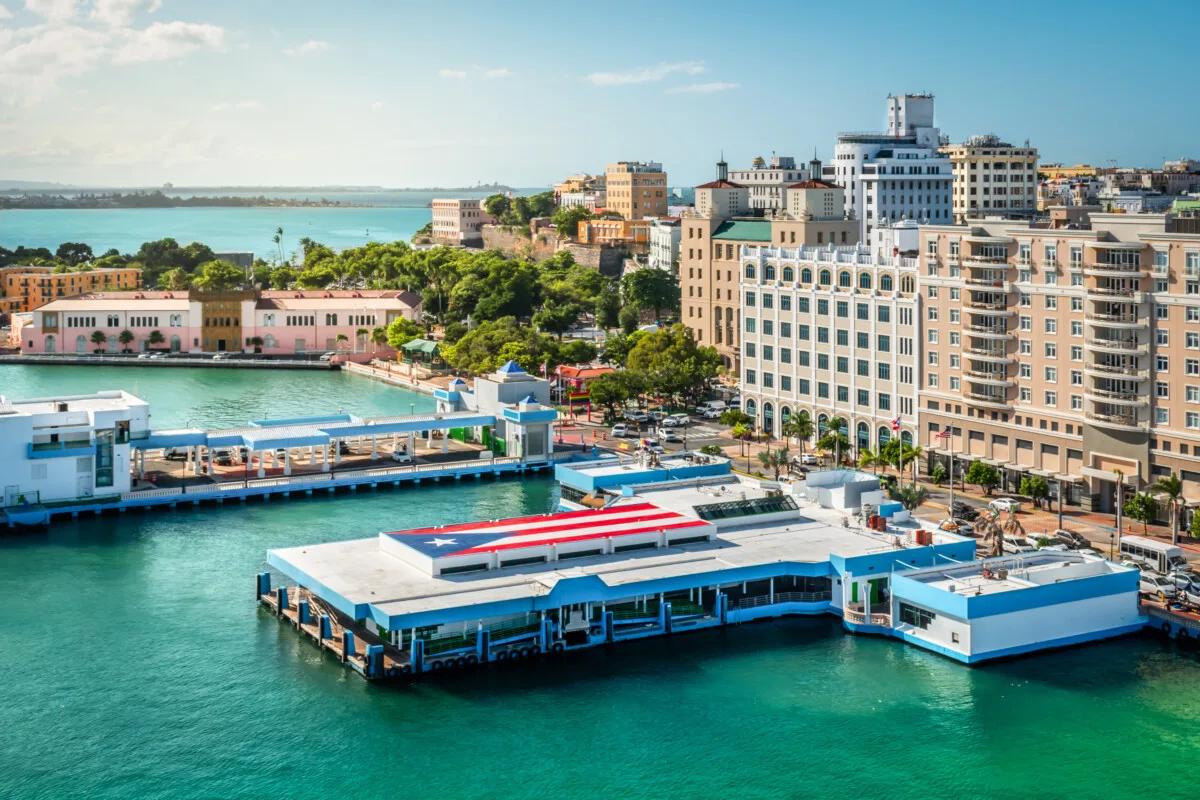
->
xmin=437 ymin=68 xmax=467 ymax=79
xmin=0 ymin=5 xmax=13 ymax=20
xmin=113 ymin=20 xmax=224 ymax=63
xmin=283 ymin=39 xmax=329 ymax=56
xmin=210 ymin=100 xmax=261 ymax=112
xmin=0 ymin=23 xmax=110 ymax=97
xmin=24 ymin=0 xmax=78 ymax=21
xmin=483 ymin=67 xmax=512 ymax=79
xmin=586 ymin=60 xmax=704 ymax=86
xmin=369 ymin=100 xmax=384 ymax=111
xmin=91 ymin=0 xmax=161 ymax=27
xmin=667 ymin=81 xmax=739 ymax=94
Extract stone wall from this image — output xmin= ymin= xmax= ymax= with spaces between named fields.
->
xmin=480 ymin=224 xmax=626 ymax=277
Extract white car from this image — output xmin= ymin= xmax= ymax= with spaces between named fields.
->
xmin=624 ymin=410 xmax=649 ymax=423
xmin=641 ymin=437 xmax=664 ymax=454
xmin=662 ymin=414 xmax=691 ymax=428
xmin=797 ymin=453 xmax=820 ymax=466
xmin=610 ymin=424 xmax=630 ymax=438
xmin=662 ymin=430 xmax=683 ymax=444
xmin=989 ymin=497 xmax=1021 ymax=514
xmin=391 ymin=450 xmax=412 ymax=464
xmin=1165 ymin=569 xmax=1199 ymax=589
xmin=1140 ymin=574 xmax=1178 ymax=600
xmin=1002 ymin=539 xmax=1036 ymax=555
xmin=702 ymin=408 xmax=724 ymax=420
xmin=1178 ymin=583 xmax=1200 ymax=606
xmin=137 ymin=352 xmax=153 ymax=359
xmin=212 ymin=352 xmax=231 ymax=361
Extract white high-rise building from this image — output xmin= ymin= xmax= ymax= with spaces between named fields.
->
xmin=826 ymin=93 xmax=953 ymax=241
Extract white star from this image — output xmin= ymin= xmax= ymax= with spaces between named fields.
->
xmin=425 ymin=537 xmax=458 ymax=548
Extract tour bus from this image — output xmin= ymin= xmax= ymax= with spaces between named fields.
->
xmin=1119 ymin=535 xmax=1188 ymax=574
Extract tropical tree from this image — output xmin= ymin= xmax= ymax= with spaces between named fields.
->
xmin=273 ymin=226 xmax=285 ymax=265
xmin=385 ymin=316 xmax=422 ymax=351
xmin=531 ymin=300 xmax=581 ymax=339
xmin=1190 ymin=511 xmax=1200 ymax=540
xmin=1123 ymin=491 xmax=1158 ymax=536
xmin=889 ymin=484 xmax=929 ymax=512
xmin=192 ymin=259 xmax=246 ymax=291
xmin=625 ymin=324 xmax=721 ymax=408
xmin=965 ymin=461 xmax=1001 ymax=496
xmin=757 ymin=448 xmax=788 ymax=480
xmin=817 ymin=416 xmax=849 ymax=466
xmin=156 ymin=267 xmax=191 ymax=291
xmin=782 ymin=413 xmax=813 ymax=456
xmin=622 ymin=268 xmax=680 ymax=320
xmin=334 ymin=333 xmax=349 ymax=351
xmin=55 ymin=242 xmax=93 ymax=265
xmin=730 ymin=422 xmax=753 ymax=442
xmin=551 ymin=205 xmax=592 ymax=240
xmin=117 ymin=329 xmax=134 ymax=353
xmin=1001 ymin=509 xmax=1026 ymax=548
xmin=1019 ymin=475 xmax=1050 ymax=510
xmin=355 ymin=327 xmax=369 ymax=353
xmin=973 ymin=511 xmax=1004 ymax=558
xmin=858 ymin=447 xmax=884 ymax=475
xmin=1151 ymin=473 xmax=1184 ymax=545
xmin=587 ymin=371 xmax=646 ymax=422
xmin=370 ymin=326 xmax=388 ymax=352
xmin=249 ymin=336 xmax=264 ymax=353
xmin=930 ymin=461 xmax=947 ymax=485
xmin=90 ymin=330 xmax=107 ymax=353
xmin=147 ymin=330 xmax=165 ymax=349
xmin=719 ymin=409 xmax=753 ymax=428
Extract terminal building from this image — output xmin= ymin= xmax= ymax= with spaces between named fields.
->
xmin=261 ymin=466 xmax=1145 ymax=679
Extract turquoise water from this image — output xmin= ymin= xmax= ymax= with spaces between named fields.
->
xmin=2 ymin=366 xmax=1200 ymax=799
xmin=0 ymin=364 xmax=435 ymax=429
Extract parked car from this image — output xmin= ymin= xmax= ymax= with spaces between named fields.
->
xmin=1002 ymin=539 xmax=1036 ymax=555
xmin=663 ymin=413 xmax=691 ymax=428
xmin=610 ymin=423 xmax=630 ymax=438
xmin=1077 ymin=548 xmax=1102 ymax=558
xmin=645 ymin=410 xmax=666 ymax=423
xmin=137 ymin=352 xmax=153 ymax=360
xmin=663 ymin=430 xmax=683 ymax=444
xmin=318 ymin=352 xmax=336 ymax=362
xmin=989 ymin=497 xmax=1021 ymax=514
xmin=150 ymin=352 xmax=167 ymax=359
xmin=701 ymin=407 xmax=724 ymax=420
xmin=212 ymin=352 xmax=231 ymax=361
xmin=797 ymin=453 xmax=820 ymax=466
xmin=1053 ymin=529 xmax=1090 ymax=549
xmin=624 ymin=410 xmax=649 ymax=423
xmin=727 ymin=397 xmax=741 ymax=410
xmin=950 ymin=501 xmax=979 ymax=522
xmin=1165 ymin=569 xmax=1200 ymax=589
xmin=213 ymin=448 xmax=236 ymax=466
xmin=1178 ymin=583 xmax=1200 ymax=607
xmin=641 ymin=437 xmax=664 ymax=454
xmin=1140 ymin=574 xmax=1179 ymax=600
xmin=694 ymin=400 xmax=727 ymax=416
xmin=391 ymin=450 xmax=412 ymax=464
xmin=164 ymin=447 xmax=189 ymax=461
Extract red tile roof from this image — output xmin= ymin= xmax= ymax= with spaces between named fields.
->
xmin=695 ymin=179 xmax=745 ymax=189
xmin=787 ymin=179 xmax=839 ymax=189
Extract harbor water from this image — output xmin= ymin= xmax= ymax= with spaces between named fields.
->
xmin=2 ymin=366 xmax=1200 ymax=799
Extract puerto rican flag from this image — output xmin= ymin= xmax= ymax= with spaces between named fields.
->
xmin=891 ymin=417 xmax=901 ymax=433
xmin=385 ymin=502 xmax=710 ymax=558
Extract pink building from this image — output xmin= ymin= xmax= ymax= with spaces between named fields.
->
xmin=23 ymin=289 xmax=421 ymax=356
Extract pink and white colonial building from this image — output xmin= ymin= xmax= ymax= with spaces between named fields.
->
xmin=21 ymin=289 xmax=422 ymax=356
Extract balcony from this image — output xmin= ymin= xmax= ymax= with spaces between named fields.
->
xmin=1087 ymin=286 xmax=1145 ymax=302
xmin=964 ymin=369 xmax=1012 ymax=386
xmin=1084 ymin=262 xmax=1144 ymax=279
xmin=964 ymin=390 xmax=1012 ymax=410
xmin=964 ymin=255 xmax=1009 ymax=268
xmin=1086 ymin=337 xmax=1147 ymax=355
xmin=1084 ymin=410 xmax=1148 ymax=432
xmin=1084 ymin=388 xmax=1147 ymax=407
xmin=967 ymin=305 xmax=1013 ymax=319
xmin=1084 ymin=311 xmax=1142 ymax=330
xmin=27 ymin=440 xmax=93 ymax=459
xmin=965 ymin=276 xmax=1010 ymax=290
xmin=967 ymin=325 xmax=1010 ymax=340
xmin=965 ymin=347 xmax=1013 ymax=364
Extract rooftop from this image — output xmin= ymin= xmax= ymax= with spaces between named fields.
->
xmin=712 ymin=220 xmax=772 ymax=242
xmin=0 ymin=389 xmax=147 ymax=416
xmin=695 ymin=179 xmax=745 ymax=190
xmin=901 ymin=552 xmax=1134 ymax=597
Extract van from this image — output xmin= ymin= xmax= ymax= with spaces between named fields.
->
xmin=1120 ymin=535 xmax=1187 ymax=574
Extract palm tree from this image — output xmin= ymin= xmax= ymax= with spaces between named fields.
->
xmin=973 ymin=511 xmax=1004 ymax=558
xmin=757 ymin=448 xmax=788 ymax=480
xmin=785 ymin=413 xmax=814 ymax=457
xmin=355 ymin=327 xmax=369 ymax=354
xmin=273 ymin=226 xmax=284 ymax=265
xmin=1001 ymin=509 xmax=1026 ymax=550
xmin=889 ymin=484 xmax=928 ymax=512
xmin=817 ymin=416 xmax=849 ymax=466
xmin=1151 ymin=473 xmax=1184 ymax=545
xmin=90 ymin=330 xmax=107 ymax=353
xmin=335 ymin=333 xmax=349 ymax=351
xmin=857 ymin=447 xmax=883 ymax=475
xmin=249 ymin=336 xmax=264 ymax=353
xmin=370 ymin=326 xmax=388 ymax=352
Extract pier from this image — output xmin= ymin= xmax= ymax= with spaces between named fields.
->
xmin=0 ymin=354 xmax=336 ymax=369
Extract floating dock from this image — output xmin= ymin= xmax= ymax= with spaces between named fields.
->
xmin=260 ymin=469 xmax=1149 ymax=680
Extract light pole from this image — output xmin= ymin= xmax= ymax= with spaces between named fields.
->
xmin=1056 ymin=478 xmax=1065 ymax=532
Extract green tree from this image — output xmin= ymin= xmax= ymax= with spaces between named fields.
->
xmin=619 ymin=305 xmax=641 ymax=334
xmin=757 ymin=448 xmax=788 ymax=480
xmin=817 ymin=416 xmax=849 ymax=465
xmin=889 ymin=484 xmax=930 ymax=512
xmin=1123 ymin=492 xmax=1157 ymax=536
xmin=594 ymin=280 xmax=621 ymax=329
xmin=719 ymin=409 xmax=753 ymax=428
xmin=1151 ymin=473 xmax=1184 ymax=545
xmin=1189 ymin=511 xmax=1200 ymax=540
xmin=385 ymin=317 xmax=422 ymax=351
xmin=587 ymin=371 xmax=646 ymax=422
xmin=730 ymin=422 xmax=753 ymax=442
xmin=55 ymin=242 xmax=93 ymax=265
xmin=782 ymin=413 xmax=813 ymax=456
xmin=269 ymin=266 xmax=297 ymax=289
xmin=965 ymin=461 xmax=1001 ymax=496
xmin=192 ymin=260 xmax=246 ymax=291
xmin=483 ymin=194 xmax=511 ymax=220
xmin=273 ymin=226 xmax=285 ymax=265
xmin=147 ymin=330 xmax=165 ymax=349
xmin=156 ymin=267 xmax=191 ymax=290
xmin=117 ymin=329 xmax=135 ymax=352
xmin=930 ymin=461 xmax=947 ymax=485
xmin=531 ymin=300 xmax=582 ymax=339
xmin=1019 ymin=475 xmax=1050 ymax=510
xmin=370 ymin=326 xmax=388 ymax=351
xmin=626 ymin=324 xmax=721 ymax=407
xmin=89 ymin=330 xmax=106 ymax=352
xmin=558 ymin=338 xmax=597 ymax=365
xmin=249 ymin=336 xmax=264 ymax=352
xmin=551 ymin=205 xmax=591 ymax=240
xmin=858 ymin=447 xmax=884 ymax=474
xmin=622 ymin=268 xmax=680 ymax=320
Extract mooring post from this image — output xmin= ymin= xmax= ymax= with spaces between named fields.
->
xmin=604 ymin=610 xmax=614 ymax=643
xmin=662 ymin=602 xmax=673 ymax=635
xmin=476 ymin=625 xmax=490 ymax=663
xmin=276 ymin=586 xmax=288 ymax=614
xmin=256 ymin=572 xmax=271 ymax=599
xmin=319 ymin=614 xmax=333 ymax=640
xmin=366 ymin=644 xmax=384 ymax=678
xmin=342 ymin=630 xmax=355 ymax=661
xmin=410 ymin=638 xmax=425 ymax=673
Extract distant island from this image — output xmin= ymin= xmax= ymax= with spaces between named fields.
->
xmin=0 ymin=182 xmax=518 ymax=195
xmin=0 ymin=191 xmax=352 ymax=210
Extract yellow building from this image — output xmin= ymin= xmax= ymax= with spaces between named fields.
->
xmin=1039 ymin=163 xmax=1097 ymax=180
xmin=576 ymin=218 xmax=651 ymax=246
xmin=604 ymin=161 xmax=668 ymax=220
xmin=0 ymin=266 xmax=142 ymax=314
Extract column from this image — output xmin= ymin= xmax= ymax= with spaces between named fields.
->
xmin=366 ymin=644 xmax=384 ymax=678
xmin=319 ymin=614 xmax=333 ymax=640
xmin=408 ymin=432 xmax=416 ymax=457
xmin=862 ymin=579 xmax=872 ymax=621
xmin=371 ymin=436 xmax=378 ymax=461
xmin=256 ymin=451 xmax=265 ymax=478
xmin=342 ymin=630 xmax=356 ymax=660
xmin=256 ymin=572 xmax=271 ymax=598
xmin=284 ymin=449 xmax=292 ymax=477
xmin=441 ymin=431 xmax=449 ymax=454
xmin=321 ymin=443 xmax=330 ymax=473
xmin=769 ymin=577 xmax=775 ymax=604
xmin=206 ymin=447 xmax=214 ymax=476
xmin=334 ymin=440 xmax=342 ymax=465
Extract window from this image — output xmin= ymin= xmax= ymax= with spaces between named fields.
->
xmin=1045 ymin=318 xmax=1057 ymax=334
xmin=857 ymin=389 xmax=869 ymax=406
xmin=745 ymin=291 xmax=756 ymax=307
xmin=836 ymin=385 xmax=849 ymax=402
xmin=744 ymin=342 xmax=756 ymax=358
xmin=836 ymin=330 xmax=848 ymax=346
xmin=878 ymin=335 xmax=890 ymax=352
xmin=899 ymin=603 xmax=936 ymax=629
xmin=745 ymin=318 xmax=756 ymax=333
xmin=836 ymin=301 xmax=849 ymax=318
xmin=745 ymin=369 xmax=757 ymax=385
xmin=780 ymin=322 xmax=792 ymax=338
xmin=763 ymin=320 xmax=774 ymax=336
xmin=877 ymin=306 xmax=891 ymax=323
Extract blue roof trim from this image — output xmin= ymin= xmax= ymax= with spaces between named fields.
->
xmin=497 ymin=360 xmax=526 ymax=375
xmin=249 ymin=413 xmax=354 ymax=428
xmin=501 ymin=407 xmax=557 ymax=424
xmin=133 ymin=430 xmax=207 ymax=449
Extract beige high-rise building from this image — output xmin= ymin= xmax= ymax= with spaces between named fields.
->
xmin=605 ymin=161 xmax=668 ymax=220
xmin=680 ymin=161 xmax=858 ymax=373
xmin=919 ymin=211 xmax=1200 ymax=515
xmin=942 ymin=134 xmax=1039 ymax=223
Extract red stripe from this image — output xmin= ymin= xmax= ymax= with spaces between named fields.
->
xmin=453 ymin=519 xmax=711 ymax=555
xmin=390 ymin=502 xmax=660 ymax=536
xmin=457 ymin=510 xmax=685 ymax=543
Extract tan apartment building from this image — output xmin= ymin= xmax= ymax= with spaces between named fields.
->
xmin=576 ymin=218 xmax=650 ymax=246
xmin=431 ymin=198 xmax=494 ymax=247
xmin=605 ymin=161 xmax=667 ymax=220
xmin=919 ymin=212 xmax=1200 ymax=514
xmin=0 ymin=265 xmax=141 ymax=314
xmin=941 ymin=134 xmax=1039 ymax=222
xmin=679 ymin=163 xmax=858 ymax=372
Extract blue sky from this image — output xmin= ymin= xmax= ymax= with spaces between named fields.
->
xmin=1 ymin=0 xmax=1196 ymax=187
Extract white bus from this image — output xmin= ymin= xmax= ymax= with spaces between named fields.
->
xmin=1120 ymin=535 xmax=1187 ymax=574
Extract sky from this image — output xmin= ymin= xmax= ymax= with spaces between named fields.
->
xmin=1 ymin=0 xmax=1197 ymax=188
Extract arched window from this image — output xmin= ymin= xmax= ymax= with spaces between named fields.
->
xmin=878 ymin=427 xmax=891 ymax=448
xmin=857 ymin=422 xmax=870 ymax=451
xmin=763 ymin=402 xmax=775 ymax=437
xmin=880 ymin=274 xmax=894 ymax=292
xmin=44 ymin=334 xmax=56 ymax=353
xmin=838 ymin=271 xmax=852 ymax=288
xmin=782 ymin=266 xmax=794 ymax=282
xmin=817 ymin=413 xmax=829 ymax=436
xmin=764 ymin=264 xmax=776 ymax=280
xmin=818 ymin=269 xmax=831 ymax=286
xmin=801 ymin=268 xmax=813 ymax=284
xmin=170 ymin=335 xmax=182 ymax=352
xmin=744 ymin=263 xmax=756 ymax=279
xmin=780 ymin=406 xmax=792 ymax=425
xmin=900 ymin=275 xmax=915 ymax=293
xmin=745 ymin=398 xmax=757 ymax=421
xmin=263 ymin=334 xmax=277 ymax=349
xmin=901 ymin=430 xmax=913 ymax=447
xmin=858 ymin=272 xmax=872 ymax=290
xmin=75 ymin=334 xmax=88 ymax=354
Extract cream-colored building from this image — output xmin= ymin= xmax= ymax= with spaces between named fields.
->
xmin=919 ymin=212 xmax=1200 ymax=515
xmin=605 ymin=161 xmax=667 ymax=220
xmin=431 ymin=198 xmax=494 ymax=246
xmin=728 ymin=155 xmax=810 ymax=211
xmin=942 ymin=134 xmax=1038 ymax=222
